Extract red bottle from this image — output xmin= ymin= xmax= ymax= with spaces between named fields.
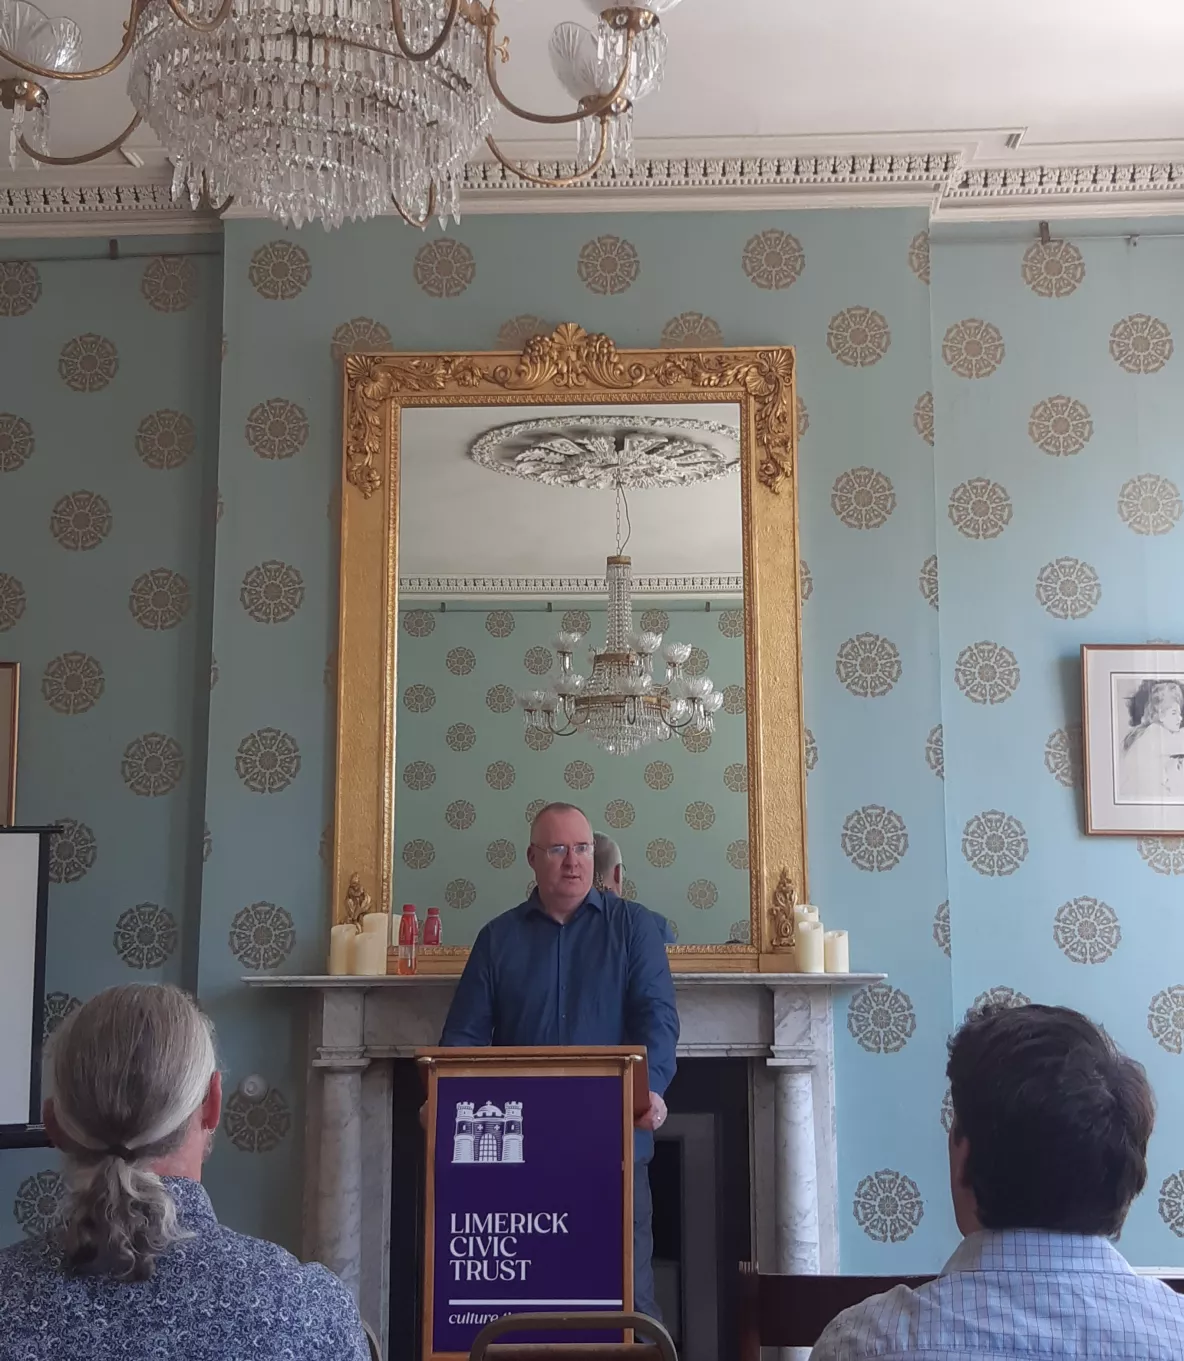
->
xmin=397 ymin=904 xmax=419 ymax=976
xmin=423 ymin=906 xmax=442 ymax=947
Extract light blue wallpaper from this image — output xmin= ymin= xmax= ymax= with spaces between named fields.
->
xmin=932 ymin=230 xmax=1184 ymax=1263
xmin=393 ymin=600 xmax=749 ymax=946
xmin=6 ymin=207 xmax=1184 ymax=1274
xmin=0 ymin=244 xmax=221 ymax=1240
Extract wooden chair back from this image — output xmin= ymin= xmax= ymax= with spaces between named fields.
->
xmin=363 ymin=1320 xmax=382 ymax=1360
xmin=469 ymin=1311 xmax=677 ymax=1361
xmin=737 ymin=1263 xmax=934 ymax=1356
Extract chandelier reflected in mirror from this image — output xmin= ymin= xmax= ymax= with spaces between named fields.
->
xmin=0 ymin=0 xmax=682 ymax=230
xmin=520 ymin=545 xmax=724 ymax=757
xmin=517 ymin=452 xmax=728 ymax=756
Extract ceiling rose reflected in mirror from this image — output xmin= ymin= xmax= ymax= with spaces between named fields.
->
xmin=469 ymin=414 xmax=740 ymax=489
xmin=467 ymin=414 xmax=732 ymax=757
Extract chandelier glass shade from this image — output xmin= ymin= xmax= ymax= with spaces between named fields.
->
xmin=520 ymin=554 xmax=723 ymax=758
xmin=0 ymin=0 xmax=79 ymax=166
xmin=0 ymin=0 xmax=683 ymax=230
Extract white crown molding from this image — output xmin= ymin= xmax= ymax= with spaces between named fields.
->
xmin=399 ymin=575 xmax=743 ymax=599
xmin=6 ymin=132 xmax=1184 ymax=236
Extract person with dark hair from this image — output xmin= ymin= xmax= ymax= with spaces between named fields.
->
xmin=811 ymin=1003 xmax=1184 ymax=1360
xmin=440 ymin=802 xmax=678 ymax=1325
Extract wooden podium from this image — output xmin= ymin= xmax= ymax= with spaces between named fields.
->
xmin=417 ymin=1047 xmax=649 ymax=1361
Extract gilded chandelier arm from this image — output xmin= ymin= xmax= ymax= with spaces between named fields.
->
xmin=391 ymin=184 xmax=438 ymax=227
xmin=18 ymin=111 xmax=142 ymax=166
xmin=483 ymin=12 xmax=638 ymax=126
xmin=162 ymin=0 xmax=235 ymax=35
xmin=484 ymin=114 xmax=610 ymax=188
xmin=389 ymin=0 xmax=462 ymax=61
xmin=0 ymin=0 xmax=144 ymax=81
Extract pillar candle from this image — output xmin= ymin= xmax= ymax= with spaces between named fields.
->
xmin=824 ymin=929 xmax=850 ymax=974
xmin=328 ymin=924 xmax=356 ymax=976
xmin=351 ymin=929 xmax=388 ymax=977
xmin=360 ymin=912 xmax=390 ymax=940
xmin=796 ymin=920 xmax=825 ymax=973
xmin=794 ymin=903 xmax=820 ymax=923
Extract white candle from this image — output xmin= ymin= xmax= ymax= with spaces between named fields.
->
xmin=794 ymin=903 xmax=820 ymax=924
xmin=824 ymin=930 xmax=850 ymax=974
xmin=796 ymin=920 xmax=825 ymax=973
xmin=351 ymin=930 xmax=388 ymax=977
xmin=360 ymin=912 xmax=389 ymax=940
xmin=328 ymin=924 xmax=356 ymax=976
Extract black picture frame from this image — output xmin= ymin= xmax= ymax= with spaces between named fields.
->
xmin=0 ymin=826 xmax=56 ymax=1150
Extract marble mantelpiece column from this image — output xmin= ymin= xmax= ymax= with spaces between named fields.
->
xmin=769 ymin=1065 xmax=820 ymax=1274
xmin=249 ymin=970 xmax=882 ymax=1354
xmin=310 ymin=988 xmax=370 ymax=1299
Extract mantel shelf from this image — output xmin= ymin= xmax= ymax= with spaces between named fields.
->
xmin=243 ymin=971 xmax=886 ymax=989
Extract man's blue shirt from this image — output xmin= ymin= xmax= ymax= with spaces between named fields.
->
xmin=439 ymin=887 xmax=679 ymax=1156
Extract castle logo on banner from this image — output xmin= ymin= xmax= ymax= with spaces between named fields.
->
xmin=452 ymin=1099 xmax=524 ymax=1164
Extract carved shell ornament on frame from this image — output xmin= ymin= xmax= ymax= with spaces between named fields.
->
xmin=468 ymin=414 xmax=739 ymax=489
xmin=344 ymin=324 xmax=797 ymax=499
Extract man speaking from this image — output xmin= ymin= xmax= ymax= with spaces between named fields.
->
xmin=440 ymin=801 xmax=679 ymax=1324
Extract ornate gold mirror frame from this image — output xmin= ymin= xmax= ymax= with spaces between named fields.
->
xmin=334 ymin=325 xmax=805 ymax=973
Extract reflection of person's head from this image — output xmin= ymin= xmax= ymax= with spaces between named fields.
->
xmin=1127 ymin=678 xmax=1184 ymax=736
xmin=946 ymin=1004 xmax=1153 ymax=1240
xmin=593 ymin=832 xmax=624 ymax=894
xmin=527 ymin=803 xmax=594 ymax=916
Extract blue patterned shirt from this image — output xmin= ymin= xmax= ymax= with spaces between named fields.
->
xmin=811 ymin=1230 xmax=1184 ymax=1360
xmin=0 ymin=1177 xmax=369 ymax=1361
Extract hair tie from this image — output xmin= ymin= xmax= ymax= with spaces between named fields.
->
xmin=106 ymin=1144 xmax=135 ymax=1161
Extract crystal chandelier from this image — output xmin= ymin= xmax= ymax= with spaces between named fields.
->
xmin=519 ymin=480 xmax=723 ymax=758
xmin=0 ymin=0 xmax=682 ymax=231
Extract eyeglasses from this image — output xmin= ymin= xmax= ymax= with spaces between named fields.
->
xmin=532 ymin=842 xmax=594 ymax=859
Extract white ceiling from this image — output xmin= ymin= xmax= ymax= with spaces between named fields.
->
xmin=17 ymin=0 xmax=1184 ymax=167
xmin=399 ymin=402 xmax=742 ymax=581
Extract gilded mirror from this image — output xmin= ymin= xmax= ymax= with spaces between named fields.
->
xmin=334 ymin=326 xmax=804 ymax=972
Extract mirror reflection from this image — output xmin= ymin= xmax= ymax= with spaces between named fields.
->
xmin=393 ymin=402 xmax=748 ymax=949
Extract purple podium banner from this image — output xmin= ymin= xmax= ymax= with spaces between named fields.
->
xmin=429 ymin=1072 xmax=626 ymax=1355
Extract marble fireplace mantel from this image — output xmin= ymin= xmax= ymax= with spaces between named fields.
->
xmin=247 ymin=971 xmax=883 ymax=1353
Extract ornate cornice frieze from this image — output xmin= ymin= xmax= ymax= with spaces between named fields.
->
xmin=399 ymin=574 xmax=743 ymax=598
xmin=6 ymin=136 xmax=1184 ymax=235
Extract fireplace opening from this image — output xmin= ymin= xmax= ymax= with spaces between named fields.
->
xmin=654 ymin=1058 xmax=752 ymax=1361
xmin=650 ymin=1137 xmax=683 ymax=1338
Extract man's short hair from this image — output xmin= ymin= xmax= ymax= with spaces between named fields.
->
xmin=528 ymin=802 xmax=589 ymax=840
xmin=947 ymin=1003 xmax=1155 ymax=1237
xmin=593 ymin=833 xmax=621 ymax=885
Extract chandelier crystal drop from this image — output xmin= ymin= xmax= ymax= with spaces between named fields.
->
xmin=128 ymin=0 xmax=496 ymax=230
xmin=0 ymin=0 xmax=682 ymax=230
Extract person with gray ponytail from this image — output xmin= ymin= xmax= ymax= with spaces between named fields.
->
xmin=0 ymin=984 xmax=370 ymax=1361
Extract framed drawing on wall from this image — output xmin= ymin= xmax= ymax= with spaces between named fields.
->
xmin=0 ymin=663 xmax=16 ymax=825
xmin=1083 ymin=644 xmax=1184 ymax=834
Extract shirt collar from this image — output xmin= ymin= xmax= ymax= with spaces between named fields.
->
xmin=943 ymin=1228 xmax=1135 ymax=1276
xmin=162 ymin=1177 xmax=218 ymax=1230
xmin=523 ymin=886 xmax=606 ymax=918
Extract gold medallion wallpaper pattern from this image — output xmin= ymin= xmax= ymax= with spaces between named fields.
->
xmin=393 ymin=602 xmax=749 ymax=947
xmin=4 ymin=211 xmax=1184 ymax=1272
